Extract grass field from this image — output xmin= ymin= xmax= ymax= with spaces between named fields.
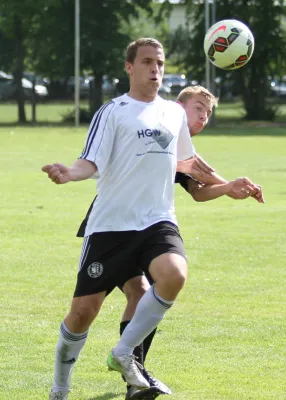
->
xmin=0 ymin=116 xmax=285 ymax=399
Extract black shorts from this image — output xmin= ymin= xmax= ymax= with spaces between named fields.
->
xmin=74 ymin=221 xmax=186 ymax=297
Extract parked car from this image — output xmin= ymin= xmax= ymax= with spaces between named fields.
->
xmin=162 ymin=74 xmax=189 ymax=95
xmin=67 ymin=75 xmax=118 ymax=99
xmin=270 ymin=79 xmax=286 ymax=97
xmin=24 ymin=72 xmax=50 ymax=87
xmin=159 ymin=83 xmax=171 ymax=97
xmin=66 ymin=76 xmax=91 ymax=98
xmin=0 ymin=71 xmax=48 ymax=101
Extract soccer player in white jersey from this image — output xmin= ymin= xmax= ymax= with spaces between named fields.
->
xmin=104 ymin=85 xmax=264 ymax=399
xmin=43 ymin=39 xmax=262 ymax=400
xmin=76 ymin=85 xmax=264 ymax=400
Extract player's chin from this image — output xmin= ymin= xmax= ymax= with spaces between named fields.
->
xmin=149 ymin=82 xmax=160 ymax=95
xmin=191 ymin=126 xmax=203 ymax=136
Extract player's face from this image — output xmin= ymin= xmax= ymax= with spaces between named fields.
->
xmin=181 ymin=94 xmax=213 ymax=136
xmin=126 ymin=46 xmax=165 ymax=96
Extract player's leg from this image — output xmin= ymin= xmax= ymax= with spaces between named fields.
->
xmin=121 ymin=275 xmax=150 ymax=323
xmin=112 ymin=254 xmax=187 ymax=360
xmin=119 ymin=269 xmax=157 ymax=364
xmin=121 ymin=275 xmax=151 ymax=365
xmin=108 ymin=222 xmax=187 ymax=389
xmin=120 ymin=275 xmax=171 ymax=399
xmin=50 ymin=232 xmax=130 ymax=399
xmin=140 ymin=269 xmax=157 ymax=364
xmin=50 ymin=292 xmax=106 ymax=399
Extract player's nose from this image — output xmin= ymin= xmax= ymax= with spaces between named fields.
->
xmin=151 ymin=63 xmax=159 ymax=73
xmin=199 ymin=113 xmax=207 ymax=122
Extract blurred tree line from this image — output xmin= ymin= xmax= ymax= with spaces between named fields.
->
xmin=0 ymin=0 xmax=285 ymax=123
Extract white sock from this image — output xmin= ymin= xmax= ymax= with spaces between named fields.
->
xmin=52 ymin=321 xmax=88 ymax=393
xmin=113 ymin=286 xmax=173 ymax=358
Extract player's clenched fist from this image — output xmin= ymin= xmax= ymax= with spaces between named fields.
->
xmin=42 ymin=163 xmax=72 ymax=184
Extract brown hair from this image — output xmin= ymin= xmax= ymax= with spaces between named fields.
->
xmin=177 ymin=85 xmax=219 ymax=108
xmin=126 ymin=38 xmax=164 ymax=63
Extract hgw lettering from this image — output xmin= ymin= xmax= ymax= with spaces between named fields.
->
xmin=137 ymin=129 xmax=161 ymax=139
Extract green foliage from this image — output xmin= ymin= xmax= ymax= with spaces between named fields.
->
xmin=62 ymin=106 xmax=92 ymax=123
xmin=119 ymin=3 xmax=170 ymax=55
xmin=0 ymin=0 xmax=58 ymax=122
xmin=0 ymin=0 xmax=57 ymax=72
xmin=0 ymin=0 xmax=169 ymax=118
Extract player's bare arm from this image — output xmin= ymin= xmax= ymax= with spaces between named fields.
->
xmin=42 ymin=159 xmax=97 ymax=185
xmin=176 ymin=155 xmax=227 ymax=185
xmin=186 ymin=177 xmax=264 ymax=203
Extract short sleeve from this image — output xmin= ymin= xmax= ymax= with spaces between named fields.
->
xmin=79 ymin=101 xmax=115 ymax=177
xmin=177 ymin=112 xmax=195 ymax=161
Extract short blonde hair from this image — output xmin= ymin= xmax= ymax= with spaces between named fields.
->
xmin=177 ymin=85 xmax=219 ymax=108
xmin=126 ymin=38 xmax=164 ymax=63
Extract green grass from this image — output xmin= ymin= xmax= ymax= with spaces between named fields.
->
xmin=0 ymin=126 xmax=285 ymax=399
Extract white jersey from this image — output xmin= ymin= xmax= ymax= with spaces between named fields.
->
xmin=80 ymin=93 xmax=195 ymax=235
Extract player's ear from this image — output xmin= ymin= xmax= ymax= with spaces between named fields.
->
xmin=125 ymin=62 xmax=133 ymax=76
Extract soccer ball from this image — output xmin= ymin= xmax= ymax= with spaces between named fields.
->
xmin=203 ymin=19 xmax=254 ymax=70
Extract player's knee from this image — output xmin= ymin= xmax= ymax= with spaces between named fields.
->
xmin=151 ymin=254 xmax=187 ymax=289
xmin=168 ymin=267 xmax=187 ymax=290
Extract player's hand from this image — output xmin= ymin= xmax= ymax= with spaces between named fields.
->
xmin=42 ymin=163 xmax=72 ymax=184
xmin=177 ymin=156 xmax=215 ymax=181
xmin=250 ymin=184 xmax=265 ymax=203
xmin=227 ymin=177 xmax=264 ymax=203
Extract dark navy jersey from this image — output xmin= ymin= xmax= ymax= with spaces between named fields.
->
xmin=77 ymin=172 xmax=194 ymax=237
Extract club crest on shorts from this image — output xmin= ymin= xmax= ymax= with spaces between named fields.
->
xmin=87 ymin=262 xmax=103 ymax=278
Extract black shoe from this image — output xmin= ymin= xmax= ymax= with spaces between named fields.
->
xmin=125 ymin=386 xmax=161 ymax=399
xmin=142 ymin=369 xmax=172 ymax=395
xmin=125 ymin=369 xmax=172 ymax=399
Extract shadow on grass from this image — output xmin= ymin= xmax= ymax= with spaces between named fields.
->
xmin=86 ymin=392 xmax=123 ymax=400
xmin=201 ymin=123 xmax=286 ymax=136
xmin=0 ymin=121 xmax=76 ymax=128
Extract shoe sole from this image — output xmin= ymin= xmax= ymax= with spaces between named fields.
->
xmin=126 ymin=387 xmax=170 ymax=399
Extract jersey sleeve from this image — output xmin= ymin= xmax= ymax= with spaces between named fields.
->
xmin=175 ymin=172 xmax=195 ymax=193
xmin=79 ymin=101 xmax=116 ymax=177
xmin=177 ymin=112 xmax=195 ymax=161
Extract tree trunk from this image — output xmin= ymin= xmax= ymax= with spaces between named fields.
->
xmin=13 ymin=15 xmax=26 ymax=123
xmin=237 ymin=62 xmax=275 ymax=121
xmin=89 ymin=73 xmax=103 ymax=115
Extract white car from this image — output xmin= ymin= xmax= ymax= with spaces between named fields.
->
xmin=0 ymin=71 xmax=48 ymax=100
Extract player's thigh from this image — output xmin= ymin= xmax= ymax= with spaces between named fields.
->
xmin=74 ymin=232 xmax=133 ymax=298
xmin=65 ymin=291 xmax=106 ymax=332
xmin=139 ymin=221 xmax=188 ymax=299
xmin=122 ymin=274 xmax=151 ymax=301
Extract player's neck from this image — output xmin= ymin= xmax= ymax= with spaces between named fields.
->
xmin=127 ymin=88 xmax=158 ymax=103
